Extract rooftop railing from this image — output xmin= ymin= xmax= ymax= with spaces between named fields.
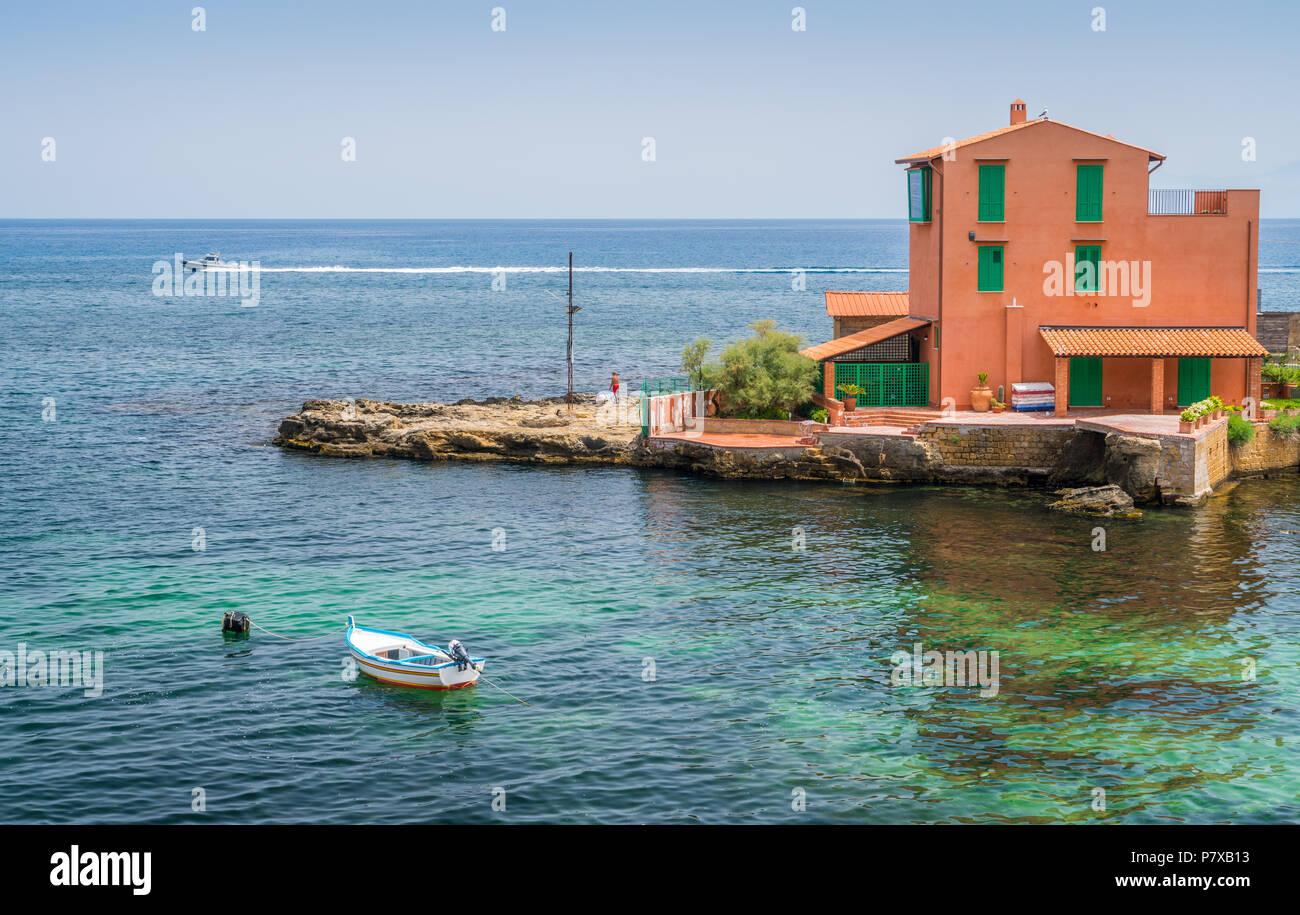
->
xmin=1149 ymin=188 xmax=1228 ymax=215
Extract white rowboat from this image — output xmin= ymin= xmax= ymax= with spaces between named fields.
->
xmin=345 ymin=616 xmax=485 ymax=690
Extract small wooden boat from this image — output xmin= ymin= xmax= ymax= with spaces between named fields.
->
xmin=345 ymin=616 xmax=485 ymax=690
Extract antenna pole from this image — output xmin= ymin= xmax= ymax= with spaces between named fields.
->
xmin=566 ymin=251 xmax=575 ymax=409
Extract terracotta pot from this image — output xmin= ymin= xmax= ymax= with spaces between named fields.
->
xmin=991 ymin=404 xmax=1005 ymax=413
xmin=842 ymin=397 xmax=857 ymax=412
xmin=970 ymin=386 xmax=993 ymax=412
xmin=1179 ymin=420 xmax=1194 ymax=433
xmin=1213 ymin=408 xmax=1223 ymax=420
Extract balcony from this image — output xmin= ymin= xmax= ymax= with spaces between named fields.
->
xmin=1148 ymin=188 xmax=1228 ymax=215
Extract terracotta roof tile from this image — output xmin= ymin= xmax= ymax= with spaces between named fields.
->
xmin=824 ymin=291 xmax=910 ymax=317
xmin=800 ymin=317 xmax=930 ymax=362
xmin=895 ymin=118 xmax=1164 ymax=164
xmin=1038 ymin=326 xmax=1267 ymax=358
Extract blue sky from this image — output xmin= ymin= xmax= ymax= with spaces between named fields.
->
xmin=2 ymin=0 xmax=1296 ymax=217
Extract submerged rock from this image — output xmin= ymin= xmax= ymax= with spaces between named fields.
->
xmin=1048 ymin=484 xmax=1141 ymax=518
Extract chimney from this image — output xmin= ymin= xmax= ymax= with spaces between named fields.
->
xmin=1010 ymin=99 xmax=1026 ymax=125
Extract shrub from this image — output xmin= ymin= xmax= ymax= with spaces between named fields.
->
xmin=680 ymin=338 xmax=713 ymax=389
xmin=1268 ymin=413 xmax=1300 ymax=436
xmin=1227 ymin=414 xmax=1255 ymax=446
xmin=698 ymin=320 xmax=821 ymax=419
xmin=810 ymin=407 xmax=829 ymax=424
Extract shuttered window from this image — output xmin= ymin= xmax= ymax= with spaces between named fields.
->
xmin=907 ymin=167 xmax=932 ymax=222
xmin=1075 ymin=245 xmax=1101 ymax=292
xmin=977 ymin=245 xmax=1003 ymax=292
xmin=978 ymin=165 xmax=1005 ymax=221
xmin=1076 ymin=164 xmax=1103 ymax=221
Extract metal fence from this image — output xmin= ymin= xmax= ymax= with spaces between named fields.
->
xmin=640 ymin=376 xmax=694 ymax=435
xmin=833 ymin=363 xmax=929 ymax=406
xmin=1148 ymin=189 xmax=1228 ymax=215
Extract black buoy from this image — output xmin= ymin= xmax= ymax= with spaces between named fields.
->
xmin=222 ymin=611 xmax=251 ymax=635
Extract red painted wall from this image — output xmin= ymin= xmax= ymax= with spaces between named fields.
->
xmin=905 ymin=118 xmax=1258 ymax=409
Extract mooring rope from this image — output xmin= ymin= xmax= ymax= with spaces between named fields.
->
xmin=477 ymin=674 xmax=531 ymax=706
xmin=248 ymin=620 xmax=347 ymax=642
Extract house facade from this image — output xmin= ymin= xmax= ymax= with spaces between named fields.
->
xmin=803 ymin=100 xmax=1266 ymax=413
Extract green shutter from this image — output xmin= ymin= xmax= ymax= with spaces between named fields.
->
xmin=1075 ymin=245 xmax=1101 ymax=292
xmin=1069 ymin=357 xmax=1103 ymax=406
xmin=978 ymin=165 xmax=1005 ymax=221
xmin=907 ymin=167 xmax=931 ymax=222
xmin=977 ymin=245 xmax=1003 ymax=292
xmin=1177 ymin=358 xmax=1211 ymax=405
xmin=1076 ymin=165 xmax=1103 ymax=221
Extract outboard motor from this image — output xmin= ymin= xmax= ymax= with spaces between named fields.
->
xmin=447 ymin=639 xmax=473 ymax=672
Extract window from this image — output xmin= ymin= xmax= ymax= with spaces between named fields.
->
xmin=977 ymin=245 xmax=1003 ymax=292
xmin=978 ymin=165 xmax=1005 ymax=221
xmin=907 ymin=167 xmax=931 ymax=222
xmin=1076 ymin=164 xmax=1103 ymax=222
xmin=1075 ymin=245 xmax=1101 ymax=292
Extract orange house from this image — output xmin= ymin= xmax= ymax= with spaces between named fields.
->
xmin=804 ymin=99 xmax=1267 ymax=414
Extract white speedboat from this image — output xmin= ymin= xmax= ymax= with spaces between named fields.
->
xmin=182 ymin=252 xmax=230 ymax=272
xmin=345 ymin=616 xmax=485 ymax=690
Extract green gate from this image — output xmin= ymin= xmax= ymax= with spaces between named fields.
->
xmin=1069 ymin=357 xmax=1103 ymax=407
xmin=1177 ymin=358 xmax=1211 ymax=406
xmin=833 ymin=363 xmax=929 ymax=406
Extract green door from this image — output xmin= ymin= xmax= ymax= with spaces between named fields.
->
xmin=1177 ymin=358 xmax=1211 ymax=405
xmin=1069 ymin=357 xmax=1103 ymax=407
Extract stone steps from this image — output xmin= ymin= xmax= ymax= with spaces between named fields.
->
xmin=840 ymin=409 xmax=941 ymax=430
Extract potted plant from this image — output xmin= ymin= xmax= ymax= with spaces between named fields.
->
xmin=990 ymin=399 xmax=1006 ymax=413
xmin=971 ymin=372 xmax=993 ymax=412
xmin=836 ymin=383 xmax=864 ymax=412
xmin=1208 ymin=395 xmax=1224 ymax=420
xmin=1179 ymin=408 xmax=1196 ymax=433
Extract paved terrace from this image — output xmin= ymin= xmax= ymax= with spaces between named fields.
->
xmin=652 ymin=409 xmax=1221 ymax=450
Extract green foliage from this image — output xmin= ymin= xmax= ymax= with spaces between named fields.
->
xmin=1227 ymin=414 xmax=1255 ymax=446
xmin=836 ymin=383 xmax=866 ymax=398
xmin=810 ymin=407 xmax=829 ymax=424
xmin=1179 ymin=408 xmax=1199 ymax=423
xmin=1262 ymin=354 xmax=1300 ymax=386
xmin=698 ymin=321 xmax=821 ymax=419
xmin=680 ymin=338 xmax=713 ymax=390
xmin=1263 ymin=398 xmax=1300 ymax=411
xmin=1268 ymin=413 xmax=1300 ymax=436
xmin=977 ymin=372 xmax=989 ymax=386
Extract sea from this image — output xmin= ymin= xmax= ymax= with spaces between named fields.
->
xmin=1 ymin=218 xmax=1298 ymax=823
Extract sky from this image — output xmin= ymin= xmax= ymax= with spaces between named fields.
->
xmin=2 ymin=0 xmax=1298 ymax=218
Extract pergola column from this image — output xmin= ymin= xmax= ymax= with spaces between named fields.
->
xmin=1247 ymin=356 xmax=1263 ymax=408
xmin=823 ymin=361 xmax=836 ymax=399
xmin=1053 ymin=358 xmax=1070 ymax=415
xmin=1150 ymin=358 xmax=1165 ymax=414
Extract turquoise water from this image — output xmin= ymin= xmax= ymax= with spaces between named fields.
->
xmin=2 ymin=220 xmax=1299 ymax=823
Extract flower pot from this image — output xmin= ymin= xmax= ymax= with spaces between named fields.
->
xmin=970 ymin=386 xmax=993 ymax=412
xmin=1213 ymin=408 xmax=1223 ymax=420
xmin=991 ymin=404 xmax=1005 ymax=413
xmin=842 ymin=397 xmax=857 ymax=412
xmin=1179 ymin=420 xmax=1194 ymax=433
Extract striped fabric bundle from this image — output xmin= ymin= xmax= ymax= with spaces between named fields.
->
xmin=1011 ymin=382 xmax=1055 ymax=412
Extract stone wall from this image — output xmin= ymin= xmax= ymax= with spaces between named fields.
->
xmin=1230 ymin=423 xmax=1300 ymax=475
xmin=915 ymin=423 xmax=1077 ymax=469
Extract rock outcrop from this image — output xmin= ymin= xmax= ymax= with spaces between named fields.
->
xmin=275 ymin=396 xmax=641 ymax=465
xmin=1048 ymin=484 xmax=1141 ymax=518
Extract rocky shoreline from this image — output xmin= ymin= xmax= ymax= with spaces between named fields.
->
xmin=272 ymin=395 xmax=1213 ymax=513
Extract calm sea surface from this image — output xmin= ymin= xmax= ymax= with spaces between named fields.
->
xmin=1 ymin=219 xmax=1298 ymax=823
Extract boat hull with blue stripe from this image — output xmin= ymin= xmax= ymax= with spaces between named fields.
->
xmin=345 ymin=616 xmax=485 ymax=690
